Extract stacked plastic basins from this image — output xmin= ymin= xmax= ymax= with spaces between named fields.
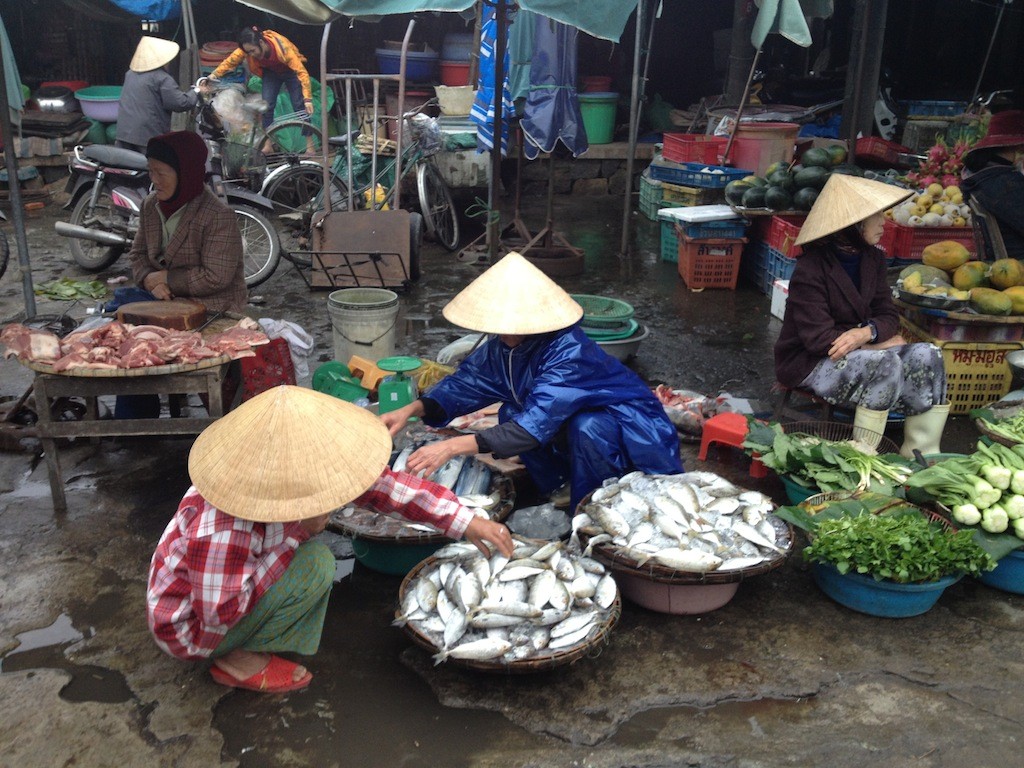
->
xmin=646 ymin=134 xmax=752 ymax=289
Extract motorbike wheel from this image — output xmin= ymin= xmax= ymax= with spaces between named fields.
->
xmin=264 ymin=163 xmax=350 ymax=270
xmin=68 ymin=191 xmax=124 ymax=271
xmin=233 ymin=205 xmax=281 ymax=289
xmin=416 ymin=162 xmax=460 ymax=252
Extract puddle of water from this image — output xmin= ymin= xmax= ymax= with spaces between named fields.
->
xmin=0 ymin=610 xmax=132 ymax=704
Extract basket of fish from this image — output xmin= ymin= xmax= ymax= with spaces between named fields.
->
xmin=575 ymin=471 xmax=794 ymax=614
xmin=395 ymin=537 xmax=621 ymax=673
xmin=328 ymin=445 xmax=515 ymax=575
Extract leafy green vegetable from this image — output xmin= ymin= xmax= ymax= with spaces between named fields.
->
xmin=803 ymin=514 xmax=996 ymax=583
xmin=743 ymin=420 xmax=916 ymax=494
xmin=34 ymin=278 xmax=107 ymax=301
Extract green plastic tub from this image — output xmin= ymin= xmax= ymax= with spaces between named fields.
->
xmin=580 ymin=92 xmax=618 ymax=145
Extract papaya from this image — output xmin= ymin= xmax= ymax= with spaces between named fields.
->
xmin=794 ymin=166 xmax=830 ymax=190
xmin=922 ymin=240 xmax=971 ymax=272
xmin=924 ymin=286 xmax=951 ymax=297
xmin=901 ymin=271 xmax=923 ymax=292
xmin=898 ymin=264 xmax=952 ymax=286
xmin=970 ymin=287 xmax=1013 ymax=316
xmin=989 ymin=258 xmax=1024 ymax=289
xmin=801 ymin=147 xmax=832 ymax=168
xmin=1004 ymin=286 xmax=1024 ymax=315
xmin=953 ymin=261 xmax=989 ymax=290
xmin=725 ymin=180 xmax=753 ymax=206
xmin=792 ymin=186 xmax=819 ymax=211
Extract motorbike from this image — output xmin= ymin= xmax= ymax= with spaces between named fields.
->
xmin=55 ymin=97 xmax=282 ymax=289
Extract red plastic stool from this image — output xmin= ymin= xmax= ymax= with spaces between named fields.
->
xmin=698 ymin=412 xmax=768 ymax=478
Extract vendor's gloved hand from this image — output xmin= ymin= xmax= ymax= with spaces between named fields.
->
xmin=463 ymin=516 xmax=514 ymax=558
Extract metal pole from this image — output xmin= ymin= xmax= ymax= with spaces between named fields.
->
xmin=0 ymin=49 xmax=36 ymax=319
xmin=619 ymin=0 xmax=646 ymax=256
xmin=488 ymin=0 xmax=508 ymax=264
xmin=320 ymin=22 xmax=332 ymax=214
xmin=721 ymin=47 xmax=762 ymax=166
xmin=970 ymin=0 xmax=1009 ymax=106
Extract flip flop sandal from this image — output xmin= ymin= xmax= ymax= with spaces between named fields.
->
xmin=210 ymin=655 xmax=312 ymax=693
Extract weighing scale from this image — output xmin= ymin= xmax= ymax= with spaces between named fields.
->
xmin=376 ymin=356 xmax=421 ymax=414
xmin=311 ymin=361 xmax=370 ymax=402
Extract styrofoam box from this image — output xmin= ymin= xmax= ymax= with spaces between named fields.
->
xmin=771 ymin=279 xmax=790 ymax=320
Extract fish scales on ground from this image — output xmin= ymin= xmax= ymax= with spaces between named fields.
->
xmin=577 ymin=472 xmax=782 ymax=573
xmin=399 ymin=537 xmax=618 ymax=666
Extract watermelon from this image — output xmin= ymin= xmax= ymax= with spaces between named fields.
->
xmin=793 ymin=187 xmax=819 ymax=211
xmin=802 ymin=147 xmax=832 ymax=168
xmin=742 ymin=175 xmax=768 ymax=187
xmin=827 ymin=144 xmax=848 ymax=165
xmin=764 ymin=186 xmax=793 ymax=211
xmin=767 ymin=169 xmax=795 ymax=192
xmin=741 ymin=186 xmax=768 ymax=209
xmin=763 ymin=161 xmax=790 ymax=179
xmin=725 ymin=180 xmax=754 ymax=206
xmin=831 ymin=163 xmax=865 ymax=177
xmin=794 ymin=166 xmax=830 ymax=190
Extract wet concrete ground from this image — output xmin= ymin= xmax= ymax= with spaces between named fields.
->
xmin=1 ymin=192 xmax=1022 ymax=768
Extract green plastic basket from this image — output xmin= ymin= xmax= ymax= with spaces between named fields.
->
xmin=570 ymin=294 xmax=635 ymax=328
xmin=583 ymin=318 xmax=640 ymax=341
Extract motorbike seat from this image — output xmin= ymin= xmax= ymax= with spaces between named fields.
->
xmin=82 ymin=145 xmax=150 ymax=172
xmin=328 ymin=131 xmax=361 ymax=148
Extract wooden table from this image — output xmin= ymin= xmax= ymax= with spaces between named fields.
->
xmin=32 ymin=363 xmax=230 ymax=513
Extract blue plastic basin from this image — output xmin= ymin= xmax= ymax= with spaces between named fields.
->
xmin=811 ymin=562 xmax=960 ymax=618
xmin=351 ymin=538 xmax=442 ymax=576
xmin=780 ymin=473 xmax=817 ymax=505
xmin=977 ymin=549 xmax=1024 ymax=594
xmin=375 ymin=49 xmax=438 ymax=82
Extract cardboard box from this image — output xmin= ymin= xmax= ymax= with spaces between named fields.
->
xmin=771 ymin=279 xmax=790 ymax=320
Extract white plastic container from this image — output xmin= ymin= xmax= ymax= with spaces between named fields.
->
xmin=327 ymin=288 xmax=400 ymax=364
xmin=771 ymin=279 xmax=790 ymax=321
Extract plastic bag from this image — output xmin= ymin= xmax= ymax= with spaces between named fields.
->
xmin=653 ymin=385 xmax=724 ymax=435
xmin=212 ymin=87 xmax=259 ymax=136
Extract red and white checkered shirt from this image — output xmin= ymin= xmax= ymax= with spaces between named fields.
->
xmin=147 ymin=467 xmax=473 ymax=659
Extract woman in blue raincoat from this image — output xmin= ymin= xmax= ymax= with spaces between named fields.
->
xmin=380 ymin=252 xmax=683 ymax=511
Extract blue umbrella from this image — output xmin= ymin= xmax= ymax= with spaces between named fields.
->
xmin=520 ymin=15 xmax=588 ymax=160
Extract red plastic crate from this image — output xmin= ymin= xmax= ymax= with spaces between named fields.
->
xmin=677 ymin=236 xmax=746 ymax=290
xmin=766 ymin=214 xmax=806 ymax=258
xmin=662 ymin=133 xmax=728 ymax=165
xmin=883 ymin=220 xmax=977 ymax=261
xmin=854 ymin=137 xmax=909 ymax=166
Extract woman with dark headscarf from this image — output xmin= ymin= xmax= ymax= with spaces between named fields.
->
xmin=129 ymin=131 xmax=247 ymax=314
xmin=961 ymin=110 xmax=1024 ymax=260
xmin=774 ymin=174 xmax=949 ymax=457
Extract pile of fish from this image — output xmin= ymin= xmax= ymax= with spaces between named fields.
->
xmin=574 ymin=471 xmax=787 ymax=574
xmin=330 ymin=446 xmax=503 ymax=539
xmin=396 ymin=538 xmax=618 ymax=666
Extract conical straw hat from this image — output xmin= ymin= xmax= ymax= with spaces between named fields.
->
xmin=794 ymin=174 xmax=913 ymax=246
xmin=130 ymin=37 xmax=181 ymax=73
xmin=188 ymin=386 xmax=391 ymax=522
xmin=442 ymin=252 xmax=583 ymax=335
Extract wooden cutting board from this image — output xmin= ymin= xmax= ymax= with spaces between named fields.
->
xmin=117 ymin=300 xmax=207 ymax=330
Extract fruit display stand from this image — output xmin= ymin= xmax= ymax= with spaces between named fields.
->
xmin=884 ymin=219 xmax=976 ymax=262
xmin=894 ymin=298 xmax=1024 ymax=343
xmin=898 ymin=315 xmax=1024 ymax=414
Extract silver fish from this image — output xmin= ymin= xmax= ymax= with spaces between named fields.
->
xmin=548 ymin=621 xmax=597 ymax=650
xmin=441 ymin=609 xmax=468 ymax=650
xmin=469 ymin=612 xmax=529 ymax=629
xmin=719 ymin=555 xmax=767 ymax=570
xmin=651 ymin=548 xmax=723 ymax=572
xmin=732 ymin=520 xmax=781 ymax=552
xmin=594 ymin=574 xmax=617 ymax=610
xmin=528 ymin=569 xmax=559 ymax=609
xmin=498 ymin=564 xmax=547 ymax=582
xmin=414 ymin=577 xmax=439 ymax=613
xmin=433 ymin=637 xmax=511 ymax=665
xmin=583 ymin=533 xmax=613 ymax=557
xmin=474 ymin=600 xmax=542 ymax=619
xmin=550 ymin=610 xmax=600 ymax=639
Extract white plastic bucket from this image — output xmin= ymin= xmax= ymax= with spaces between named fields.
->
xmin=327 ymin=288 xmax=400 ymax=364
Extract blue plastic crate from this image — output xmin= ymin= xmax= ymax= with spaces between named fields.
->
xmin=902 ymin=100 xmax=967 ymax=118
xmin=741 ymin=241 xmax=769 ymax=291
xmin=678 ymin=219 xmax=748 ymax=239
xmin=648 ymin=158 xmax=752 ymax=188
xmin=764 ymin=246 xmax=797 ymax=296
xmin=659 ymin=220 xmax=679 ymax=263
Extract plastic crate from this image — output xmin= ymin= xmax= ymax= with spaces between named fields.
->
xmin=677 ymin=235 xmax=746 ymax=289
xmin=661 ymin=181 xmax=724 ymax=206
xmin=764 ymin=246 xmax=797 ymax=296
xmin=660 ymin=219 xmax=748 ymax=262
xmin=903 ymin=100 xmax=967 ymax=119
xmin=765 ymin=214 xmax=806 ymax=258
xmin=896 ymin=305 xmax=1024 ymax=343
xmin=639 ymin=174 xmax=671 ymax=220
xmin=883 ymin=220 xmax=977 ymax=261
xmin=649 ymin=157 xmax=751 ymax=188
xmin=662 ymin=133 xmax=728 ymax=165
xmin=741 ymin=241 xmax=769 ymax=291
xmin=659 ymin=220 xmax=680 ymax=263
xmin=855 ymin=137 xmax=909 ymax=166
xmin=899 ymin=317 xmax=1023 ymax=415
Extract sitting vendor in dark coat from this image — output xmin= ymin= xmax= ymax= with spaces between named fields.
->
xmin=961 ymin=109 xmax=1024 ymax=260
xmin=380 ymin=252 xmax=683 ymax=512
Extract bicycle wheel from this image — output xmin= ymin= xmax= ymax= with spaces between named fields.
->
xmin=233 ymin=205 xmax=281 ymax=288
xmin=416 ymin=161 xmax=460 ymax=251
xmin=261 ymin=119 xmax=326 ymax=164
xmin=263 ymin=163 xmax=352 ymax=269
xmin=0 ymin=230 xmax=8 ymax=280
xmin=68 ymin=190 xmax=124 ymax=271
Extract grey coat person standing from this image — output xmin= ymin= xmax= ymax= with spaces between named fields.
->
xmin=115 ymin=37 xmax=199 ymax=152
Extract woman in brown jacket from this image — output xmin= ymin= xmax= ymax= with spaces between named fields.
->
xmin=129 ymin=131 xmax=247 ymax=314
xmin=774 ymin=174 xmax=949 ymax=457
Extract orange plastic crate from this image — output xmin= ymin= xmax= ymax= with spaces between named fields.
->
xmin=662 ymin=133 xmax=728 ymax=165
xmin=677 ymin=236 xmax=746 ymax=290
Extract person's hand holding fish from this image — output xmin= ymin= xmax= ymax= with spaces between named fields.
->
xmin=405 ymin=435 xmax=478 ymax=478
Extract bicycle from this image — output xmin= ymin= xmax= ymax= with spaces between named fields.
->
xmin=262 ymin=103 xmax=460 ymax=261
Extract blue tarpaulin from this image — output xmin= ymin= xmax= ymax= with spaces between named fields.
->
xmin=107 ymin=0 xmax=181 ymax=20
xmin=521 ymin=15 xmax=586 ymax=160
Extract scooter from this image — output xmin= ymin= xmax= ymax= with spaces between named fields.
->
xmin=55 ymin=109 xmax=282 ymax=288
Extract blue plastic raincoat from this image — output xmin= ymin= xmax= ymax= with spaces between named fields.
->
xmin=423 ymin=325 xmax=683 ymax=510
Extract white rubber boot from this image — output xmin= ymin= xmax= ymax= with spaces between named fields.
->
xmin=853 ymin=406 xmax=890 ymax=450
xmin=900 ymin=403 xmax=951 ymax=459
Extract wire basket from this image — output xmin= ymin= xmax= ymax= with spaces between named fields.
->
xmin=570 ymin=294 xmax=635 ymax=327
xmin=220 ymin=140 xmax=266 ymax=191
xmin=781 ymin=420 xmax=901 ymax=455
xmin=973 ymin=400 xmax=1024 ymax=447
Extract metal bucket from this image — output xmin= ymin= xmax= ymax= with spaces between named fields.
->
xmin=327 ymin=288 xmax=400 ymax=364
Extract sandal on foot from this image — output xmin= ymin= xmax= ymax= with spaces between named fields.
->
xmin=210 ymin=655 xmax=312 ymax=693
